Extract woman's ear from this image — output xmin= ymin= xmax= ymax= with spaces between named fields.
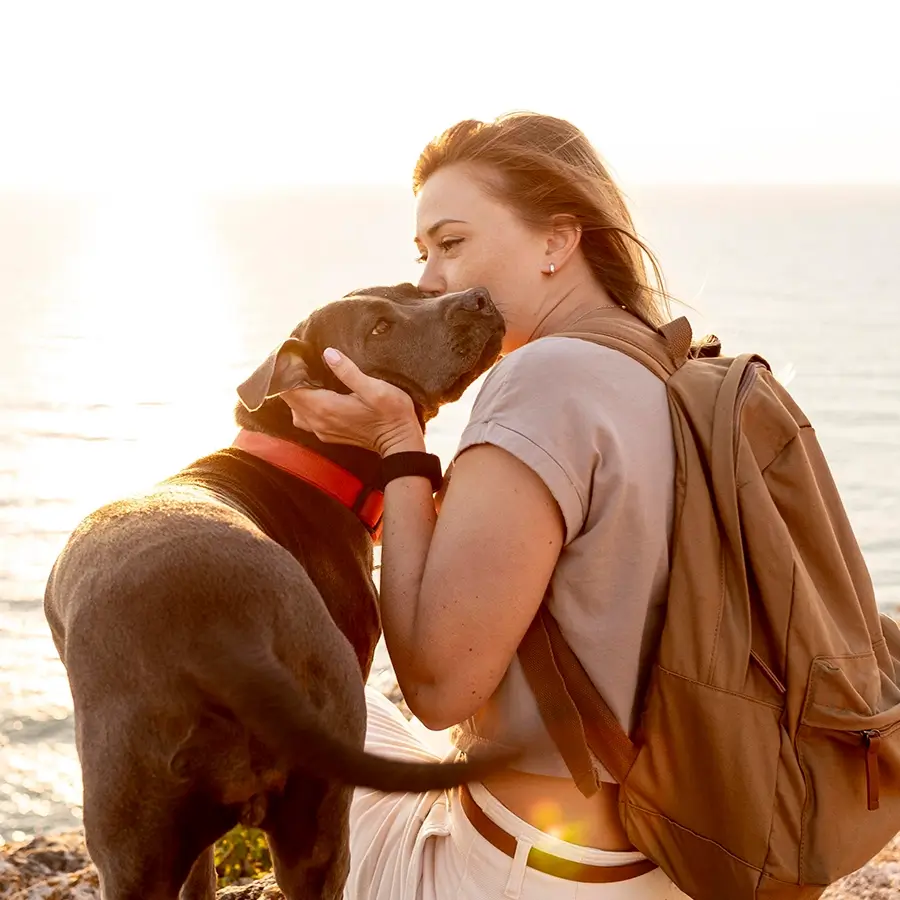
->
xmin=544 ymin=214 xmax=583 ymax=271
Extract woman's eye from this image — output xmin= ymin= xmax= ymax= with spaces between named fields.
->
xmin=415 ymin=237 xmax=463 ymax=264
xmin=371 ymin=319 xmax=392 ymax=336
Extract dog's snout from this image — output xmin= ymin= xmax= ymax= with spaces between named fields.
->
xmin=458 ymin=287 xmax=492 ymax=314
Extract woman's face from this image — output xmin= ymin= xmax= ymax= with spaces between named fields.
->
xmin=414 ymin=164 xmax=551 ymax=354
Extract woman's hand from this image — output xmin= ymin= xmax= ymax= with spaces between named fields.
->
xmin=280 ymin=347 xmax=424 ymax=456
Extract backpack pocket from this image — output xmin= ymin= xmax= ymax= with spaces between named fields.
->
xmin=796 ymin=654 xmax=900 ymax=884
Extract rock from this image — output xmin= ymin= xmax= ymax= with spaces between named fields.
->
xmin=821 ymin=864 xmax=900 ymax=899
xmin=821 ymin=834 xmax=900 ymax=900
xmin=0 ymin=834 xmax=98 ymax=900
xmin=217 ymin=873 xmax=282 ymax=898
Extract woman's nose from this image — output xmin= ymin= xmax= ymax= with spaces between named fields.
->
xmin=416 ymin=261 xmax=446 ymax=297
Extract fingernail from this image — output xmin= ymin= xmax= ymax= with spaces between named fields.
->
xmin=323 ymin=347 xmax=342 ymax=365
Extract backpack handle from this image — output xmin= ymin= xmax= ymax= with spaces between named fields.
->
xmin=659 ymin=316 xmax=693 ymax=367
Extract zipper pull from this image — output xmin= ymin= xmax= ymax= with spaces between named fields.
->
xmin=862 ymin=730 xmax=882 ymax=811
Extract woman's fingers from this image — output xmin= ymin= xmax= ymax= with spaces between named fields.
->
xmin=284 ymin=392 xmax=318 ymax=432
xmin=278 ymin=348 xmax=420 ymax=453
xmin=282 ymin=387 xmax=351 ymax=433
xmin=280 ymin=383 xmax=391 ymax=450
xmin=322 ymin=348 xmax=374 ymax=397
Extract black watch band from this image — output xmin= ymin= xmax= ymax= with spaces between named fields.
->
xmin=379 ymin=452 xmax=443 ymax=493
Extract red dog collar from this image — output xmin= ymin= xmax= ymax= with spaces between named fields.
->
xmin=232 ymin=429 xmax=384 ymax=537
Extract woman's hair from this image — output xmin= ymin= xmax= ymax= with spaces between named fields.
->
xmin=413 ymin=112 xmax=672 ymax=328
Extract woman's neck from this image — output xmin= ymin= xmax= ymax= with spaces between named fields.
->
xmin=528 ymin=280 xmax=622 ymax=343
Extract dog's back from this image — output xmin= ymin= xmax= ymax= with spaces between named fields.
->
xmin=45 ymin=478 xmax=321 ymax=677
xmin=45 ymin=471 xmax=359 ymax=801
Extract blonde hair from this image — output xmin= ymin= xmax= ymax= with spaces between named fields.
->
xmin=413 ymin=112 xmax=671 ymax=328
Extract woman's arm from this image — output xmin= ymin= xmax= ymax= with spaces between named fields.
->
xmin=281 ymin=348 xmax=565 ymax=729
xmin=380 ymin=440 xmax=564 ymax=729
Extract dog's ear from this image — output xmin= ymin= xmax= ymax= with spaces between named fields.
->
xmin=236 ymin=338 xmax=325 ymax=412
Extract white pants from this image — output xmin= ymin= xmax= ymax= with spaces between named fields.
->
xmin=344 ymin=686 xmax=690 ymax=900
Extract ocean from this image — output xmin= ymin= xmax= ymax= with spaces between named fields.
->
xmin=1 ymin=184 xmax=898 ymax=842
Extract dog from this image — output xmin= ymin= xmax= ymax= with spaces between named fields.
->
xmin=44 ymin=284 xmax=506 ymax=900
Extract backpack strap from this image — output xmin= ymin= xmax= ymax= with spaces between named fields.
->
xmin=518 ymin=332 xmax=768 ymax=795
xmin=519 ymin=609 xmax=637 ymax=794
xmin=558 ymin=309 xmax=693 ymax=379
xmin=517 ymin=311 xmax=692 ymax=796
xmin=517 ymin=608 xmax=604 ymax=796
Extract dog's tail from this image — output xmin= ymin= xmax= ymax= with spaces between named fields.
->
xmin=194 ymin=647 xmax=514 ymax=794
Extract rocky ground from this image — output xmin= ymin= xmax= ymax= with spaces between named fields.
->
xmin=2 ymin=829 xmax=899 ymax=899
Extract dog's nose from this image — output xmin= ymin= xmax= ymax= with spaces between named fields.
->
xmin=458 ymin=287 xmax=492 ymax=314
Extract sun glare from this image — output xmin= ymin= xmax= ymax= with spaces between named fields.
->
xmin=22 ymin=192 xmax=244 ymax=518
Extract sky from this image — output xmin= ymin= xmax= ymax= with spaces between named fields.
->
xmin=0 ymin=0 xmax=898 ymax=189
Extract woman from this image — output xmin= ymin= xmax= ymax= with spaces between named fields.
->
xmin=283 ymin=113 xmax=689 ymax=899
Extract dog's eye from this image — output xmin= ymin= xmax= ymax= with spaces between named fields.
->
xmin=371 ymin=319 xmax=392 ymax=336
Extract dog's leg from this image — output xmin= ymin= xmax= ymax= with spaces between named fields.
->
xmin=263 ymin=775 xmax=353 ymax=900
xmin=83 ymin=762 xmax=230 ymax=900
xmin=179 ymin=846 xmax=216 ymax=900
xmin=90 ymin=833 xmax=192 ymax=900
xmin=90 ymin=813 xmax=223 ymax=900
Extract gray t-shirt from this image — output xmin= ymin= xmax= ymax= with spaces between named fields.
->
xmin=449 ymin=335 xmax=675 ymax=782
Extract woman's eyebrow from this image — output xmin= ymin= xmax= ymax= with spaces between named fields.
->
xmin=424 ymin=217 xmax=469 ymax=238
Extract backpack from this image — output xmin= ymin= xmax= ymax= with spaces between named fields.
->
xmin=516 ymin=308 xmax=900 ymax=900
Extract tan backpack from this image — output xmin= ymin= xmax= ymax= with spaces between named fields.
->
xmin=517 ymin=308 xmax=900 ymax=900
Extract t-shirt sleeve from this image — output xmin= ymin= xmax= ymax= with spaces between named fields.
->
xmin=454 ymin=338 xmax=603 ymax=544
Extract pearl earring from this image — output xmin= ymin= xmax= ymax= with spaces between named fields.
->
xmin=548 ymin=263 xmax=556 ymax=276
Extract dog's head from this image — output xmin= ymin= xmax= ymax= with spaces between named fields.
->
xmin=236 ymin=283 xmax=505 ymax=428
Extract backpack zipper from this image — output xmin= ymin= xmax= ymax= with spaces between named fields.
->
xmin=861 ymin=730 xmax=882 ymax=810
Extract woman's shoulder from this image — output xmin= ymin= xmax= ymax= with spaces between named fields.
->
xmin=467 ymin=336 xmax=666 ymax=435
xmin=484 ymin=335 xmax=658 ymax=392
xmin=459 ymin=336 xmax=671 ymax=545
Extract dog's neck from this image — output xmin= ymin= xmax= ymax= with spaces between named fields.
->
xmin=233 ymin=400 xmax=387 ymax=489
xmin=248 ymin=426 xmax=383 ymax=488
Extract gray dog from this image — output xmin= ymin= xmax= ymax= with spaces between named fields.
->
xmin=44 ymin=284 xmax=505 ymax=900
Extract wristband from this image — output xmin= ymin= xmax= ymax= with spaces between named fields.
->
xmin=379 ymin=452 xmax=443 ymax=493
